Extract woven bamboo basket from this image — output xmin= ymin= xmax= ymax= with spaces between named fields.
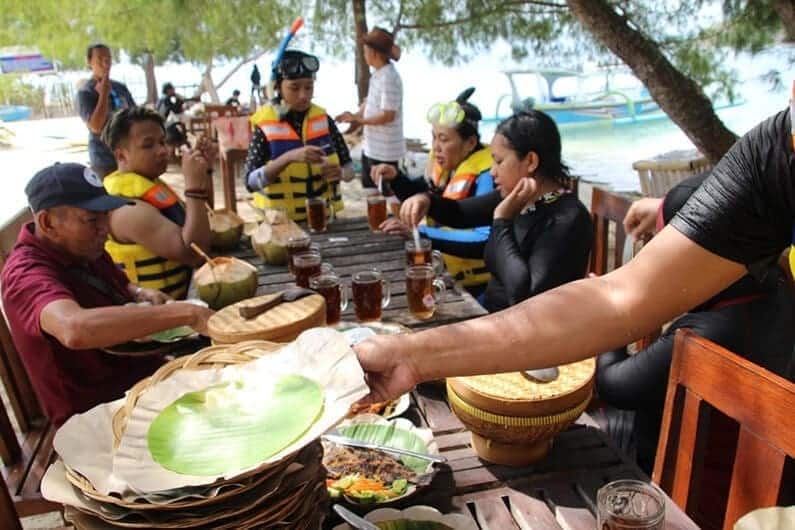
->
xmin=633 ymin=149 xmax=713 ymax=198
xmin=111 ymin=340 xmax=282 ymax=450
xmin=446 ymin=358 xmax=595 ymax=466
xmin=207 ymin=293 xmax=326 ymax=344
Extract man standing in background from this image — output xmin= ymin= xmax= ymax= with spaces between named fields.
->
xmin=76 ymin=43 xmax=135 ymax=178
xmin=336 ymin=27 xmax=405 ymax=200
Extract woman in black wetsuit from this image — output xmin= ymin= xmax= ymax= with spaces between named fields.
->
xmin=596 ymin=175 xmax=794 ymax=473
xmin=399 ymin=110 xmax=593 ymax=313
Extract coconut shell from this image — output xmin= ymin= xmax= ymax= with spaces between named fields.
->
xmin=209 ymin=209 xmax=245 ymax=251
xmin=251 ymin=219 xmax=307 ymax=266
xmin=194 ymin=257 xmax=258 ymax=310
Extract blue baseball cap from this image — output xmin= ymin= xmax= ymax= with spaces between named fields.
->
xmin=25 ymin=163 xmax=132 ymax=213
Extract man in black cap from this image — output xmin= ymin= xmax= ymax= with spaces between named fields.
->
xmin=1 ymin=163 xmax=213 ymax=426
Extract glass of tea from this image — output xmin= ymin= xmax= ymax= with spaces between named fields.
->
xmin=293 ymin=251 xmax=332 ymax=288
xmin=366 ymin=192 xmax=387 ymax=232
xmin=405 ymin=238 xmax=444 ymax=274
xmin=351 ymin=269 xmax=391 ymax=322
xmin=406 ymin=265 xmax=446 ymax=320
xmin=305 ymin=197 xmax=329 ymax=233
xmin=286 ymin=235 xmax=312 ymax=274
xmin=597 ymin=480 xmax=665 ymax=530
xmin=310 ymin=273 xmax=348 ymax=325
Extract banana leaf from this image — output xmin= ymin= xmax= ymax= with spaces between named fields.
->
xmin=148 ymin=374 xmax=324 ymax=476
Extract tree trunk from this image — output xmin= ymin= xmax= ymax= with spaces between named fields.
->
xmin=195 ymin=60 xmax=220 ymax=103
xmin=142 ymin=52 xmax=157 ymax=105
xmin=773 ymin=0 xmax=795 ymax=42
xmin=566 ymin=0 xmax=738 ymax=163
xmin=352 ymin=0 xmax=370 ymax=102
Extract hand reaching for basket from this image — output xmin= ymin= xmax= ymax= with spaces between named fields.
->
xmin=189 ymin=304 xmax=215 ymax=335
xmin=352 ymin=334 xmax=420 ymax=403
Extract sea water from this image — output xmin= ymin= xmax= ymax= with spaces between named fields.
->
xmin=0 ymin=41 xmax=791 ymax=223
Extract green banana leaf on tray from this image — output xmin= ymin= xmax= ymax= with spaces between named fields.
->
xmin=148 ymin=374 xmax=324 ymax=476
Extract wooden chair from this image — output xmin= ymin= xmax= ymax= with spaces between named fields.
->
xmin=653 ymin=329 xmax=795 ymax=529
xmin=0 ymin=208 xmax=61 ymax=523
xmin=588 ymin=187 xmax=658 ymax=348
xmin=588 ymin=186 xmax=632 ymax=276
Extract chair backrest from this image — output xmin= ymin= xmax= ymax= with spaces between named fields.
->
xmin=0 ymin=208 xmax=44 ymax=443
xmin=588 ymin=187 xmax=632 ymax=276
xmin=653 ymin=329 xmax=795 ymax=529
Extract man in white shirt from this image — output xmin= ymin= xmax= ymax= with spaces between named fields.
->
xmin=336 ymin=27 xmax=405 ymax=197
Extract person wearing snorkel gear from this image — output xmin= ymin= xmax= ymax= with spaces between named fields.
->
xmin=336 ymin=27 xmax=405 ymax=200
xmin=374 ymin=88 xmax=495 ymax=299
xmin=245 ymin=50 xmax=354 ymax=220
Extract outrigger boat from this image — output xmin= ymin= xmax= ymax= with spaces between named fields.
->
xmin=484 ymin=68 xmax=740 ymax=128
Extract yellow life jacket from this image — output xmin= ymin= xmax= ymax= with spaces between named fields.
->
xmin=103 ymin=171 xmax=192 ymax=299
xmin=249 ymin=103 xmax=343 ymax=220
xmin=428 ymin=146 xmax=493 ymax=288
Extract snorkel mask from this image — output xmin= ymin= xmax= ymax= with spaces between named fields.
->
xmin=426 ymin=87 xmax=481 ymax=131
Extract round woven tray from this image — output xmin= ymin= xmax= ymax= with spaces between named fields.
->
xmin=207 ymin=293 xmax=326 ymax=344
xmin=447 ymin=358 xmax=595 ymax=417
xmin=111 ymin=340 xmax=282 ymax=450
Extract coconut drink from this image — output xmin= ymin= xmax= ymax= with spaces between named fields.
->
xmin=252 ymin=215 xmax=307 ymax=266
xmin=208 ymin=209 xmax=245 ymax=250
xmin=194 ymin=257 xmax=258 ymax=310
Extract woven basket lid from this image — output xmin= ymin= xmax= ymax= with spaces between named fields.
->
xmin=447 ymin=358 xmax=595 ymax=417
xmin=208 ymin=292 xmax=326 ymax=344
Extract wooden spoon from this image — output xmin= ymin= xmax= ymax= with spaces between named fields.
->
xmin=238 ymin=287 xmax=316 ymax=319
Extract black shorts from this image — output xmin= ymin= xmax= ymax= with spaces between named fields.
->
xmin=361 ymin=153 xmax=398 ymax=195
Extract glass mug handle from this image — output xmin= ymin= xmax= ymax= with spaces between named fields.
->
xmin=327 ymin=197 xmax=336 ymax=223
xmin=432 ymin=277 xmax=447 ymax=305
xmin=431 ymin=250 xmax=445 ymax=275
xmin=339 ymin=283 xmax=349 ymax=311
xmin=381 ymin=278 xmax=391 ymax=309
xmin=320 ymin=262 xmax=334 ymax=274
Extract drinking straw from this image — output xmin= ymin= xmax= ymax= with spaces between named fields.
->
xmin=190 ymin=242 xmax=214 ymax=267
xmin=412 ymin=226 xmax=422 ymax=252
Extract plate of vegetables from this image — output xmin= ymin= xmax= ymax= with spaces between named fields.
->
xmin=322 ymin=415 xmax=440 ymax=505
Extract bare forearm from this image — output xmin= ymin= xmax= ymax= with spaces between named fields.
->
xmin=263 ymin=152 xmax=294 ymax=182
xmin=405 ymin=228 xmax=745 ymax=380
xmin=88 ymin=97 xmax=110 ymax=134
xmin=362 ymin=111 xmax=396 ymax=126
xmin=60 ymin=304 xmax=199 ymax=349
xmin=180 ymin=197 xmax=211 ymax=263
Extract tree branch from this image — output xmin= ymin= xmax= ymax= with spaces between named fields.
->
xmin=397 ymin=0 xmax=565 ymax=31
xmin=392 ymin=0 xmax=405 ymax=37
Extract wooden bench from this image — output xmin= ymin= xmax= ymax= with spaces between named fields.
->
xmin=654 ymin=329 xmax=795 ymax=529
xmin=0 ymin=208 xmax=61 ymax=525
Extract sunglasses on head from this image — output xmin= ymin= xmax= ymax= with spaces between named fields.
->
xmin=280 ymin=54 xmax=319 ymax=77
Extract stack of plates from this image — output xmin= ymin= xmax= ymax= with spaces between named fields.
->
xmin=59 ymin=442 xmax=327 ymax=529
xmin=42 ymin=330 xmax=371 ymax=530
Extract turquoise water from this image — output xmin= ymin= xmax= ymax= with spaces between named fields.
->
xmin=1 ymin=43 xmax=791 ymax=223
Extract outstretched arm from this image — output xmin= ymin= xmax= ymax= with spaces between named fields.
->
xmin=354 ymin=226 xmax=746 ymax=401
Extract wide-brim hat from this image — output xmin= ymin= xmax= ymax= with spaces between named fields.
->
xmin=362 ymin=27 xmax=401 ymax=61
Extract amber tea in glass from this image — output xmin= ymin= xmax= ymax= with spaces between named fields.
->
xmin=352 ymin=269 xmax=390 ymax=321
xmin=305 ymin=197 xmax=328 ymax=233
xmin=366 ymin=193 xmax=387 ymax=232
xmin=406 ymin=265 xmax=446 ymax=320
xmin=310 ymin=273 xmax=348 ymax=325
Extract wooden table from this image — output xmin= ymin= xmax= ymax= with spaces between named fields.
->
xmin=227 ymin=216 xmax=697 ymax=529
xmin=228 ymin=216 xmax=489 ymax=329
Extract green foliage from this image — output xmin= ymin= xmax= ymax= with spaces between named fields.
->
xmin=0 ymin=75 xmax=44 ymax=113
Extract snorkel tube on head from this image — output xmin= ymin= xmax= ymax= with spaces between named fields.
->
xmin=267 ymin=17 xmax=305 ymax=106
xmin=427 ymin=87 xmax=482 ymax=141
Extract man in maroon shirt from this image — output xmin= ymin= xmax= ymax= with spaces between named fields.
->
xmin=1 ymin=163 xmax=213 ymax=426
